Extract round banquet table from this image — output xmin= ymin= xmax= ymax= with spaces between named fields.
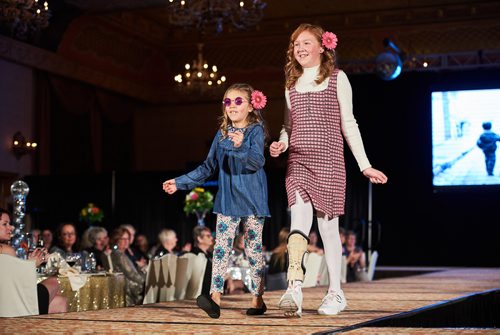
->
xmin=38 ymin=273 xmax=126 ymax=312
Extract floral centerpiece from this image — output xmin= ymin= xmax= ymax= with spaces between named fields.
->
xmin=184 ymin=187 xmax=213 ymax=226
xmin=79 ymin=203 xmax=104 ymax=225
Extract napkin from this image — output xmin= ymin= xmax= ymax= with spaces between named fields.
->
xmin=59 ymin=267 xmax=88 ymax=291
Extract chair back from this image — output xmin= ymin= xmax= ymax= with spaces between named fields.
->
xmin=0 ymin=254 xmax=39 ymax=317
xmin=302 ymin=252 xmax=324 ymax=288
xmin=340 ymin=255 xmax=347 ymax=283
xmin=184 ymin=253 xmax=207 ymax=299
xmin=143 ymin=258 xmax=161 ymax=304
xmin=102 ymin=252 xmax=113 ymax=272
xmin=175 ymin=253 xmax=195 ymax=300
xmin=367 ymin=250 xmax=379 ymax=281
xmin=318 ymin=255 xmax=329 ymax=286
xmin=159 ymin=254 xmax=177 ymax=302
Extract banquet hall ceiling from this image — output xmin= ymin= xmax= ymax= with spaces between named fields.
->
xmin=5 ymin=0 xmax=494 ymax=103
xmin=72 ymin=0 xmax=500 ymax=64
xmin=64 ymin=0 xmax=500 ymax=50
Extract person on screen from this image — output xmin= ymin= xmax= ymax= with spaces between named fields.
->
xmin=477 ymin=122 xmax=500 ymax=176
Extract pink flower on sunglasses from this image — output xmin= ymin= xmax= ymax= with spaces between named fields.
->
xmin=251 ymin=90 xmax=267 ymax=110
xmin=322 ymin=31 xmax=338 ymax=50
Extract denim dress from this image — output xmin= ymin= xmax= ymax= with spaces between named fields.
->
xmin=175 ymin=123 xmax=270 ymax=218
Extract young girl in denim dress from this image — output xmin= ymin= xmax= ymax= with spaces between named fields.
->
xmin=163 ymin=83 xmax=270 ymax=318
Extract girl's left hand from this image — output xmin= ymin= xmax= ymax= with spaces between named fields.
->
xmin=228 ymin=130 xmax=244 ymax=148
xmin=362 ymin=167 xmax=388 ymax=184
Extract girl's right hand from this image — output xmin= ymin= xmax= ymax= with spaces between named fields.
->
xmin=269 ymin=141 xmax=285 ymax=157
xmin=362 ymin=167 xmax=388 ymax=184
xmin=162 ymin=179 xmax=177 ymax=194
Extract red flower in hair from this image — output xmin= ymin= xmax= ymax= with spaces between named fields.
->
xmin=251 ymin=90 xmax=267 ymax=110
xmin=322 ymin=31 xmax=338 ymax=50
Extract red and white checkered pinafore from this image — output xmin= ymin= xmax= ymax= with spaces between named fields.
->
xmin=285 ymin=70 xmax=346 ymax=218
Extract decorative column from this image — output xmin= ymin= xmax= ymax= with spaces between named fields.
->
xmin=10 ymin=180 xmax=30 ymax=259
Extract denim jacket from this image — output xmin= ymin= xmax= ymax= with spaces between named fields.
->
xmin=176 ymin=123 xmax=270 ymax=217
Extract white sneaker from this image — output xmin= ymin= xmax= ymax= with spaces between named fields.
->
xmin=317 ymin=290 xmax=347 ymax=315
xmin=278 ymin=285 xmax=303 ymax=317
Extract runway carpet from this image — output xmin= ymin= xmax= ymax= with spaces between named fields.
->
xmin=1 ymin=268 xmax=498 ymax=334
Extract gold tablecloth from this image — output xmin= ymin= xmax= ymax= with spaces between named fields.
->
xmin=38 ymin=273 xmax=126 ymax=312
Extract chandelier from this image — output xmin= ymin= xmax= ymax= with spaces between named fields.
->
xmin=174 ymin=43 xmax=227 ymax=94
xmin=167 ymin=0 xmax=267 ymax=34
xmin=0 ymin=0 xmax=50 ymax=41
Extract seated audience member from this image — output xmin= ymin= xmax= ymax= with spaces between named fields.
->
xmin=308 ymin=230 xmax=324 ymax=255
xmin=79 ymin=227 xmax=93 ymax=250
xmin=339 ymin=227 xmax=347 ymax=256
xmin=133 ymin=234 xmax=150 ymax=260
xmin=268 ymin=227 xmax=290 ymax=275
xmin=41 ymin=229 xmax=53 ymax=251
xmin=189 ymin=226 xmax=214 ymax=295
xmin=84 ymin=226 xmax=108 ymax=270
xmin=110 ymin=227 xmax=146 ymax=306
xmin=30 ymin=229 xmax=41 ymax=246
xmin=345 ymin=230 xmax=366 ymax=282
xmin=49 ymin=223 xmax=79 ymax=259
xmin=153 ymin=229 xmax=178 ymax=259
xmin=181 ymin=241 xmax=192 ymax=253
xmin=119 ymin=224 xmax=146 ymax=270
xmin=230 ymin=233 xmax=246 ymax=263
xmin=0 ymin=208 xmax=67 ymax=316
xmin=226 ymin=233 xmax=249 ymax=294
xmin=266 ymin=227 xmax=290 ymax=291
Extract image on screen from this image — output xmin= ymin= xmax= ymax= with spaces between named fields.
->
xmin=432 ymin=88 xmax=500 ymax=187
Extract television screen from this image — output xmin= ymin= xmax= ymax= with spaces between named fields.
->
xmin=431 ymin=88 xmax=500 ymax=187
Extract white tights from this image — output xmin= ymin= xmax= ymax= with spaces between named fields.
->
xmin=290 ymin=191 xmax=342 ymax=293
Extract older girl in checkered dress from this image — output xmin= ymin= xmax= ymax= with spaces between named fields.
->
xmin=270 ymin=23 xmax=388 ymax=317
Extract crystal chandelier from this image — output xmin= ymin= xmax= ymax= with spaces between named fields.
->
xmin=0 ymin=0 xmax=50 ymax=41
xmin=174 ymin=43 xmax=227 ymax=94
xmin=167 ymin=0 xmax=267 ymax=34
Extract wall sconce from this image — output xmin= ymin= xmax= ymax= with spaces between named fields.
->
xmin=12 ymin=131 xmax=37 ymax=159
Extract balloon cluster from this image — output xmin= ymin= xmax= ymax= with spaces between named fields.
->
xmin=10 ymin=180 xmax=30 ymax=259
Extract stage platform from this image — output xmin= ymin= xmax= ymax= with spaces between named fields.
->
xmin=1 ymin=268 xmax=498 ymax=334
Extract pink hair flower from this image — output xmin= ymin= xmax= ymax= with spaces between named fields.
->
xmin=322 ymin=31 xmax=338 ymax=50
xmin=251 ymin=90 xmax=267 ymax=110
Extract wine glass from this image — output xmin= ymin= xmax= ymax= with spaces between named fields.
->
xmin=65 ymin=253 xmax=81 ymax=268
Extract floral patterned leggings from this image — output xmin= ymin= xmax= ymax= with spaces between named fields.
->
xmin=210 ymin=214 xmax=265 ymax=296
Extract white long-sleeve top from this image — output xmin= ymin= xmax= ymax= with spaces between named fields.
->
xmin=278 ymin=65 xmax=371 ymax=172
xmin=0 ymin=254 xmax=39 ymax=317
